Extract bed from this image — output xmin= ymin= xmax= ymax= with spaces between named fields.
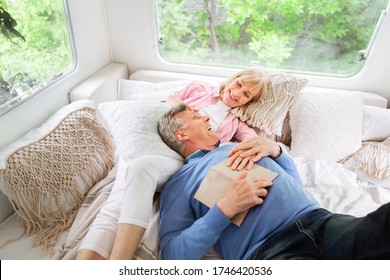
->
xmin=0 ymin=62 xmax=389 ymax=260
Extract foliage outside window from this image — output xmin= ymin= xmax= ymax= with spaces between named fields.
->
xmin=0 ymin=0 xmax=74 ymax=116
xmin=157 ymin=0 xmax=389 ymax=76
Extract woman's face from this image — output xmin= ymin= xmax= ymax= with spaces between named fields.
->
xmin=220 ymin=78 xmax=258 ymax=108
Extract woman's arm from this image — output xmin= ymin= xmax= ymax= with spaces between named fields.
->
xmin=159 ymin=192 xmax=231 ymax=260
xmin=227 ymin=136 xmax=303 ymax=186
xmin=227 ymin=136 xmax=280 ymax=170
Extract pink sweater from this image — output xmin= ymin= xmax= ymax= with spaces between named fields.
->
xmin=165 ymin=81 xmax=257 ymax=143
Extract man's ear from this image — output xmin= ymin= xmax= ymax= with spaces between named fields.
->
xmin=175 ymin=131 xmax=188 ymax=142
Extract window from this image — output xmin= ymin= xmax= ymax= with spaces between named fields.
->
xmin=0 ymin=0 xmax=74 ymax=116
xmin=156 ymin=0 xmax=389 ymax=77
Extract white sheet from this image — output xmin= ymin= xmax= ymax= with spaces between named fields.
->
xmin=0 ymin=213 xmax=69 ymax=260
xmin=1 ymin=72 xmax=389 ymax=259
xmin=294 ymin=156 xmax=390 ymax=217
xmin=1 ymin=151 xmax=389 ymax=259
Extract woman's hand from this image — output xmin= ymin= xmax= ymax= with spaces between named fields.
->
xmin=227 ymin=136 xmax=281 ymax=170
xmin=226 ymin=151 xmax=256 ymax=171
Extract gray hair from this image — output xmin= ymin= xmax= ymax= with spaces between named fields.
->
xmin=158 ymin=103 xmax=189 ymax=156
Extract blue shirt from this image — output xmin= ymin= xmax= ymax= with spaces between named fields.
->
xmin=159 ymin=143 xmax=319 ymax=260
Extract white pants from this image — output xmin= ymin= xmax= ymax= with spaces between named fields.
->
xmin=79 ymin=155 xmax=182 ymax=258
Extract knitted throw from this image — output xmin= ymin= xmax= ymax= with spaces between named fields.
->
xmin=232 ymin=70 xmax=307 ymax=137
xmin=3 ymin=107 xmax=114 ymax=250
xmin=351 ymin=137 xmax=390 ymax=180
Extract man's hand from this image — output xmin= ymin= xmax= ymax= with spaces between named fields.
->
xmin=216 ymin=172 xmax=272 ymax=219
xmin=227 ymin=136 xmax=281 ymax=170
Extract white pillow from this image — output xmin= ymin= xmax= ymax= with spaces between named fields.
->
xmin=289 ymin=90 xmax=363 ymax=162
xmin=98 ymin=100 xmax=183 ymax=162
xmin=97 ymin=99 xmax=184 ymax=194
xmin=118 ymin=80 xmax=190 ymax=100
xmin=362 ymin=105 xmax=390 ymax=141
xmin=128 ymin=87 xmax=185 ymax=101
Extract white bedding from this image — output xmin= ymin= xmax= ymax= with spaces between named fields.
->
xmin=295 ymin=157 xmax=390 ymax=217
xmin=0 ymin=67 xmax=389 ymax=260
xmin=1 ymin=151 xmax=388 ymax=260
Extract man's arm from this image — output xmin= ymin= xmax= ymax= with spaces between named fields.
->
xmin=159 ymin=172 xmax=271 ymax=259
xmin=159 ymin=191 xmax=231 ymax=260
xmin=216 ymin=172 xmax=271 ymax=218
xmin=272 ymin=149 xmax=304 ymax=187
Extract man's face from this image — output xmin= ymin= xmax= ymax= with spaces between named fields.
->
xmin=174 ymin=109 xmax=220 ymax=147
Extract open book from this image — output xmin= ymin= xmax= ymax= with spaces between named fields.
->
xmin=194 ymin=159 xmax=278 ymax=226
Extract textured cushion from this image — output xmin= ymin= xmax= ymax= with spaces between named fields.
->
xmin=343 ymin=137 xmax=390 ymax=185
xmin=0 ymin=100 xmax=114 ymax=249
xmin=362 ymin=105 xmax=390 ymax=141
xmin=289 ymin=90 xmax=363 ymax=162
xmin=231 ymin=69 xmax=307 ymax=137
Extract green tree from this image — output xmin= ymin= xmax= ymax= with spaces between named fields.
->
xmin=158 ymin=0 xmax=388 ymax=75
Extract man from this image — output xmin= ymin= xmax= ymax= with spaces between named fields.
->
xmin=157 ymin=103 xmax=390 ymax=260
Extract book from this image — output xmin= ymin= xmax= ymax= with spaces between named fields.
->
xmin=194 ymin=158 xmax=278 ymax=226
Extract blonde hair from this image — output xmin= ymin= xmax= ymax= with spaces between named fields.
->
xmin=220 ymin=68 xmax=270 ymax=108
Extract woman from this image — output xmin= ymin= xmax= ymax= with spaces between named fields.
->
xmin=165 ymin=68 xmax=270 ymax=143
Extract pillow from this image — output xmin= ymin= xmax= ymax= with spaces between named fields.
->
xmin=362 ymin=105 xmax=390 ymax=141
xmin=231 ymin=69 xmax=308 ymax=137
xmin=0 ymin=100 xmax=114 ymax=249
xmin=289 ymin=90 xmax=363 ymax=162
xmin=118 ymin=79 xmax=190 ymax=100
xmin=97 ymin=100 xmax=186 ymax=259
xmin=343 ymin=137 xmax=390 ymax=186
xmin=98 ymin=100 xmax=183 ymax=162
xmin=128 ymin=87 xmax=186 ymax=101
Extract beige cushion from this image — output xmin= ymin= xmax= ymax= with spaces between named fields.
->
xmin=231 ymin=69 xmax=307 ymax=137
xmin=0 ymin=100 xmax=114 ymax=249
xmin=343 ymin=137 xmax=390 ymax=184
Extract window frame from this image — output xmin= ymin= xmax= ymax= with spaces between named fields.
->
xmin=0 ymin=0 xmax=77 ymax=117
xmin=154 ymin=0 xmax=389 ymax=78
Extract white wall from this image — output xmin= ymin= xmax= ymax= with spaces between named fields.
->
xmin=0 ymin=0 xmax=112 ymax=148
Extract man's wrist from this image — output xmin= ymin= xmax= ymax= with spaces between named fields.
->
xmin=272 ymin=145 xmax=282 ymax=158
xmin=216 ymin=200 xmax=234 ymax=219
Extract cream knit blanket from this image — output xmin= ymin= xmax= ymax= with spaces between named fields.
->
xmin=3 ymin=107 xmax=114 ymax=250
xmin=351 ymin=137 xmax=390 ymax=180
